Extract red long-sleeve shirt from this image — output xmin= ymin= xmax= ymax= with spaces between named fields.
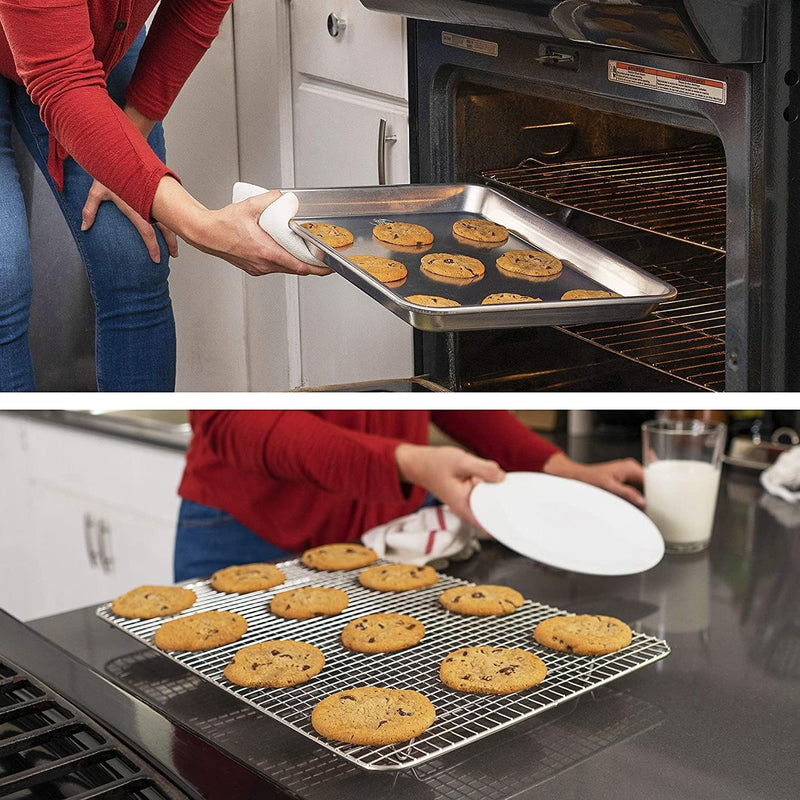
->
xmin=178 ymin=411 xmax=563 ymax=552
xmin=0 ymin=0 xmax=233 ymax=220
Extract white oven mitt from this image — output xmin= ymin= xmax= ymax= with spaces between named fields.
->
xmin=232 ymin=181 xmax=327 ymax=267
xmin=760 ymin=445 xmax=800 ymax=502
xmin=361 ymin=505 xmax=484 ymax=567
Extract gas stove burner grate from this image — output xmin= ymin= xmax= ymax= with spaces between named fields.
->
xmin=0 ymin=659 xmax=187 ymax=799
xmin=97 ymin=561 xmax=670 ymax=772
xmin=481 ymin=143 xmax=726 ymax=253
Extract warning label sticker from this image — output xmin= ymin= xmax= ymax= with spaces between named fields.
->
xmin=608 ymin=60 xmax=726 ymax=105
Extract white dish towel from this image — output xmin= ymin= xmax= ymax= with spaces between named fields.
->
xmin=760 ymin=445 xmax=800 ymax=502
xmin=361 ymin=506 xmax=484 ymax=566
xmin=231 ymin=182 xmax=326 ymax=267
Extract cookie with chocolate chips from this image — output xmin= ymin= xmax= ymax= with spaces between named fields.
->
xmin=438 ymin=584 xmax=524 ymax=616
xmin=341 ymin=612 xmax=426 ymax=653
xmin=223 ymin=640 xmax=325 ymax=688
xmin=349 ymin=255 xmax=408 ymax=284
xmin=270 ymin=586 xmax=349 ymax=620
xmin=358 ymin=563 xmax=439 ymax=593
xmin=405 ymin=294 xmax=461 ymax=307
xmin=439 ymin=646 xmax=547 ymax=694
xmin=533 ymin=614 xmax=632 ymax=655
xmin=300 ymin=222 xmax=354 ymax=248
xmin=560 ymin=289 xmax=620 ymax=301
xmin=301 ymin=543 xmax=378 ymax=571
xmin=154 ymin=610 xmax=248 ymax=652
xmin=311 ymin=687 xmax=436 ymax=745
xmin=111 ymin=585 xmax=196 ymax=619
xmin=373 ymin=221 xmax=434 ymax=247
xmin=481 ymin=292 xmax=541 ymax=305
xmin=496 ymin=249 xmax=563 ymax=280
xmin=420 ymin=253 xmax=485 ymax=282
xmin=452 ymin=217 xmax=509 ymax=244
xmin=210 ymin=563 xmax=286 ymax=594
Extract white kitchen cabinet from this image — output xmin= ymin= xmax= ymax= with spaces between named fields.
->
xmin=290 ymin=0 xmax=414 ymax=386
xmin=0 ymin=417 xmax=184 ymax=622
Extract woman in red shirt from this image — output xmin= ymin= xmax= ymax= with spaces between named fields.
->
xmin=0 ymin=1 xmax=327 ymax=390
xmin=175 ymin=410 xmax=645 ymax=581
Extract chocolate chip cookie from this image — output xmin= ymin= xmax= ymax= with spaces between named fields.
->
xmin=154 ymin=610 xmax=248 ymax=652
xmin=439 ymin=646 xmax=547 ymax=694
xmin=110 ymin=585 xmax=197 ymax=619
xmin=270 ymin=586 xmax=349 ymax=620
xmin=300 ymin=222 xmax=354 ymax=248
xmin=405 ymin=294 xmax=461 ymax=307
xmin=560 ymin=289 xmax=620 ymax=300
xmin=300 ymin=543 xmax=378 ymax=571
xmin=533 ymin=614 xmax=632 ymax=655
xmin=358 ymin=564 xmax=439 ymax=593
xmin=373 ymin=221 xmax=434 ymax=247
xmin=452 ymin=218 xmax=509 ymax=244
xmin=438 ymin=584 xmax=524 ymax=616
xmin=420 ymin=253 xmax=485 ymax=282
xmin=341 ymin=613 xmax=426 ymax=653
xmin=481 ymin=292 xmax=542 ymax=305
xmin=311 ymin=687 xmax=436 ymax=745
xmin=223 ymin=640 xmax=325 ymax=688
xmin=349 ymin=255 xmax=408 ymax=284
xmin=496 ymin=249 xmax=563 ymax=280
xmin=210 ymin=563 xmax=286 ymax=594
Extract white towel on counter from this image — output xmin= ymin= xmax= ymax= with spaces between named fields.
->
xmin=361 ymin=505 xmax=483 ymax=567
xmin=760 ymin=445 xmax=800 ymax=502
xmin=231 ymin=182 xmax=327 ymax=267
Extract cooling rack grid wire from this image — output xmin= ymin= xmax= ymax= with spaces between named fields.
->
xmin=97 ymin=559 xmax=670 ymax=770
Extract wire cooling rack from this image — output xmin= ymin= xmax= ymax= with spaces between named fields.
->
xmin=96 ymin=559 xmax=670 ymax=771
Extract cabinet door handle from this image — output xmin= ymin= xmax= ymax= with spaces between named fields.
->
xmin=83 ymin=513 xmax=99 ymax=567
xmin=98 ymin=519 xmax=114 ymax=574
xmin=327 ymin=12 xmax=347 ymax=38
xmin=378 ymin=119 xmax=398 ymax=185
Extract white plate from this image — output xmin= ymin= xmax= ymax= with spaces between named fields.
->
xmin=470 ymin=472 xmax=664 ymax=576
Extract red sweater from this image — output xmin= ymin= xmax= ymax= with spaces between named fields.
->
xmin=0 ymin=0 xmax=234 ymax=220
xmin=178 ymin=410 xmax=562 ymax=552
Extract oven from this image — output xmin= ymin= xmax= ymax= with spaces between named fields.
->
xmin=361 ymin=0 xmax=800 ymax=392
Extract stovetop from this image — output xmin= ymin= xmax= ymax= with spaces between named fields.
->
xmin=0 ymin=610 xmax=283 ymax=799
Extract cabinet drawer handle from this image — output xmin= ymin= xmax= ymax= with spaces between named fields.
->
xmin=378 ymin=118 xmax=398 ymax=185
xmin=327 ymin=12 xmax=347 ymax=38
xmin=98 ymin=519 xmax=114 ymax=574
xmin=83 ymin=513 xmax=99 ymax=568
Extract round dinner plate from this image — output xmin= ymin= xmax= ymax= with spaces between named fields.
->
xmin=470 ymin=472 xmax=664 ymax=576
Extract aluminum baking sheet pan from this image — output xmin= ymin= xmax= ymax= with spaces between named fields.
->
xmin=97 ymin=560 xmax=670 ymax=772
xmin=289 ymin=184 xmax=676 ymax=331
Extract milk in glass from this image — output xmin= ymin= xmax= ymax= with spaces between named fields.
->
xmin=644 ymin=459 xmax=721 ymax=551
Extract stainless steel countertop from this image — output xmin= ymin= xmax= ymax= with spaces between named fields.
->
xmin=26 ymin=434 xmax=800 ymax=800
xmin=5 ymin=409 xmax=191 ymax=450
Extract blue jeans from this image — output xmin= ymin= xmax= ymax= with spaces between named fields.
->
xmin=0 ymin=29 xmax=176 ymax=391
xmin=174 ymin=499 xmax=295 ymax=582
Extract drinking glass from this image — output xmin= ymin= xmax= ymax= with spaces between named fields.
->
xmin=641 ymin=419 xmax=727 ymax=553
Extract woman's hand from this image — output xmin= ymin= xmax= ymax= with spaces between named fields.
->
xmin=81 ymin=179 xmax=178 ymax=262
xmin=543 ymin=452 xmax=645 ymax=508
xmin=394 ymin=443 xmax=506 ymax=527
xmin=151 ymin=177 xmax=332 ymax=277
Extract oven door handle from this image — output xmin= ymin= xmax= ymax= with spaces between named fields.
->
xmin=378 ymin=118 xmax=397 ymax=185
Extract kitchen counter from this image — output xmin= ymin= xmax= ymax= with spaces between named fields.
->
xmin=5 ymin=409 xmax=191 ymax=450
xmin=21 ymin=433 xmax=800 ymax=800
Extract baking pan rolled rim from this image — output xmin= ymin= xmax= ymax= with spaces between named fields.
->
xmin=288 ymin=183 xmax=676 ymax=332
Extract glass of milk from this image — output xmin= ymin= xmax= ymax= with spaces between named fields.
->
xmin=641 ymin=419 xmax=727 ymax=553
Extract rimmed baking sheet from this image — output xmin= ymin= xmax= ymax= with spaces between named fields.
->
xmin=290 ymin=184 xmax=676 ymax=332
xmin=97 ymin=559 xmax=670 ymax=771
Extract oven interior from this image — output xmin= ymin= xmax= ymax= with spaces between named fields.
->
xmin=421 ymin=81 xmax=727 ymax=392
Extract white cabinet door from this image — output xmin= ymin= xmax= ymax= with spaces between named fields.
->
xmin=291 ymin=0 xmax=407 ymax=100
xmin=293 ymin=82 xmax=409 ymax=188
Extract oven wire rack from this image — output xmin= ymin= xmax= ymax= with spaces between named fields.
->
xmin=97 ymin=560 xmax=670 ymax=771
